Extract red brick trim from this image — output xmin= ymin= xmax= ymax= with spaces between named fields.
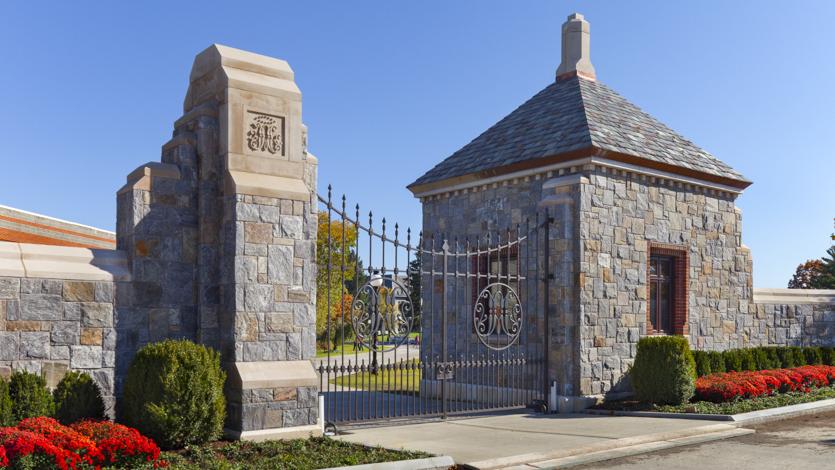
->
xmin=647 ymin=243 xmax=689 ymax=336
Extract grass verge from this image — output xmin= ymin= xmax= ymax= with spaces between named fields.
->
xmin=594 ymin=385 xmax=835 ymax=415
xmin=159 ymin=437 xmax=430 ymax=470
xmin=330 ymin=360 xmax=421 ymax=392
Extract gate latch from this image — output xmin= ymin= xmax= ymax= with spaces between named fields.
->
xmin=435 ymin=362 xmax=455 ymax=380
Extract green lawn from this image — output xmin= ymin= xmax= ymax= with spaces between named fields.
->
xmin=330 ymin=360 xmax=422 ymax=393
xmin=595 ymin=385 xmax=835 ymax=415
xmin=159 ymin=437 xmax=430 ymax=470
xmin=316 ymin=332 xmax=421 ymax=357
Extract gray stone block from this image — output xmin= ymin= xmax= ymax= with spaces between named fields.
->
xmin=20 ymin=332 xmax=50 ymax=359
xmin=19 ymin=294 xmax=63 ymax=321
xmin=267 ymin=245 xmax=293 ymax=285
xmin=0 ymin=278 xmax=20 ymax=299
xmin=70 ymin=346 xmax=102 ymax=369
xmin=0 ymin=332 xmax=19 ymax=361
xmin=51 ymin=321 xmax=80 ymax=345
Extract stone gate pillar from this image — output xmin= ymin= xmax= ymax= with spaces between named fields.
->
xmin=184 ymin=45 xmax=319 ymax=439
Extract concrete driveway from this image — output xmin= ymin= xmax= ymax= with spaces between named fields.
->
xmin=334 ymin=411 xmax=747 ymax=468
xmin=574 ymin=410 xmax=835 ymax=470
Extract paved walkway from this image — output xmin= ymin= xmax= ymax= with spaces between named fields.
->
xmin=335 ymin=411 xmax=740 ymax=468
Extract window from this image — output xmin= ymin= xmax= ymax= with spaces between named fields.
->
xmin=647 ymin=244 xmax=688 ymax=335
xmin=649 ymin=255 xmax=674 ymax=333
xmin=472 ymin=246 xmax=520 ymax=337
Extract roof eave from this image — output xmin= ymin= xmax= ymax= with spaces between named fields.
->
xmin=407 ymin=145 xmax=751 ymax=197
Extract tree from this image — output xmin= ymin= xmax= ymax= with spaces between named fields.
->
xmin=818 ymin=245 xmax=835 ymax=289
xmin=407 ymin=257 xmax=422 ymax=328
xmin=316 ymin=212 xmax=359 ymax=349
xmin=788 ymin=259 xmax=825 ymax=289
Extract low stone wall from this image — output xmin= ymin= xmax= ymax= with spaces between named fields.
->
xmin=0 ymin=241 xmax=129 ymax=415
xmin=744 ymin=288 xmax=835 ymax=347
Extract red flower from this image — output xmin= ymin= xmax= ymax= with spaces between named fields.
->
xmin=17 ymin=417 xmax=103 ymax=467
xmin=0 ymin=427 xmax=81 ymax=470
xmin=70 ymin=420 xmax=161 ymax=468
xmin=695 ymin=364 xmax=835 ymax=403
xmin=0 ymin=445 xmax=8 ymax=468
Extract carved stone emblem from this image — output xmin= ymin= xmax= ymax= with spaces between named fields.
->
xmin=246 ymin=112 xmax=284 ymax=155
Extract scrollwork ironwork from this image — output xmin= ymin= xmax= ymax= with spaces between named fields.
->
xmin=350 ymin=278 xmax=415 ymax=352
xmin=473 ymin=282 xmax=523 ymax=350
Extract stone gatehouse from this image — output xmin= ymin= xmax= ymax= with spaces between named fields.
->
xmin=408 ymin=13 xmax=835 ymax=403
xmin=0 ymin=13 xmax=834 ymax=439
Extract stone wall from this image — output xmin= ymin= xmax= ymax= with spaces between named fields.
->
xmin=576 ymin=168 xmax=752 ymax=395
xmin=0 ymin=242 xmax=130 ymax=416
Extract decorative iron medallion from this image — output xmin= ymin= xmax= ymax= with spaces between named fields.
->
xmin=351 ymin=278 xmax=415 ymax=352
xmin=473 ymin=282 xmax=523 ymax=350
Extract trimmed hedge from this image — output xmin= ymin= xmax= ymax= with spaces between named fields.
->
xmin=0 ymin=378 xmax=13 ymax=426
xmin=630 ymin=336 xmax=696 ymax=405
xmin=694 ymin=346 xmax=835 ymax=376
xmin=8 ymin=370 xmax=54 ymax=421
xmin=121 ymin=339 xmax=226 ymax=449
xmin=53 ymin=371 xmax=106 ymax=425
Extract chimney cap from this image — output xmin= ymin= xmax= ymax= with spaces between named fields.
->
xmin=556 ymin=12 xmax=596 ymax=81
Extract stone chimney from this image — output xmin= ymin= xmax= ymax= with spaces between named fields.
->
xmin=556 ymin=13 xmax=596 ymax=81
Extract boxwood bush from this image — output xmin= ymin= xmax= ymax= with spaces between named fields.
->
xmin=630 ymin=336 xmax=695 ymax=405
xmin=121 ymin=339 xmax=226 ymax=449
xmin=53 ymin=371 xmax=106 ymax=424
xmin=694 ymin=345 xmax=835 ymax=377
xmin=0 ymin=378 xmax=13 ymax=426
xmin=9 ymin=370 xmax=54 ymax=420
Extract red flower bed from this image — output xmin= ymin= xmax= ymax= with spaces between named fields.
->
xmin=696 ymin=364 xmax=835 ymax=403
xmin=71 ymin=420 xmax=161 ymax=468
xmin=17 ymin=417 xmax=103 ymax=467
xmin=0 ymin=427 xmax=81 ymax=470
xmin=0 ymin=418 xmax=162 ymax=469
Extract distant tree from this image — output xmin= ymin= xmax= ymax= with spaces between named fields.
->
xmin=818 ymin=246 xmax=835 ymax=289
xmin=788 ymin=259 xmax=825 ymax=289
xmin=407 ymin=257 xmax=422 ymax=328
xmin=316 ymin=212 xmax=359 ymax=349
xmin=788 ymin=219 xmax=835 ymax=289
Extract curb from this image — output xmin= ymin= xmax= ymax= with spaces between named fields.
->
xmin=468 ymin=423 xmax=745 ymax=469
xmin=584 ymin=409 xmax=733 ymax=421
xmin=584 ymin=397 xmax=835 ymax=426
xmin=322 ymin=456 xmax=455 ymax=470
xmin=730 ymin=397 xmax=835 ymax=425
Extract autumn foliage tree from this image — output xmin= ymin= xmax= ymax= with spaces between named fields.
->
xmin=316 ymin=212 xmax=359 ymax=350
xmin=788 ymin=259 xmax=826 ymax=289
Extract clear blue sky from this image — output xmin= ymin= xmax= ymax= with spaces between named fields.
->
xmin=1 ymin=1 xmax=832 ymax=288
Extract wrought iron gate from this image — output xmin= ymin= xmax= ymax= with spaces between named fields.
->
xmin=317 ymin=186 xmax=551 ymax=427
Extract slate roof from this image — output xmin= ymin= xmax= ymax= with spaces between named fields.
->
xmin=409 ymin=76 xmax=748 ymax=189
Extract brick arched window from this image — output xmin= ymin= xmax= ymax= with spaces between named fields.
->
xmin=647 ymin=243 xmax=688 ymax=335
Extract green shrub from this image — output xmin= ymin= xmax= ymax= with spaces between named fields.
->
xmin=723 ymin=350 xmax=742 ymax=372
xmin=789 ymin=347 xmax=805 ymax=367
xmin=763 ymin=347 xmax=781 ymax=369
xmin=804 ymin=347 xmax=823 ymax=365
xmin=822 ymin=347 xmax=835 ymax=366
xmin=0 ymin=378 xmax=13 ymax=426
xmin=53 ymin=371 xmax=105 ymax=425
xmin=693 ymin=351 xmax=711 ymax=377
xmin=630 ymin=336 xmax=695 ymax=405
xmin=739 ymin=349 xmax=757 ymax=371
xmin=751 ymin=348 xmax=770 ymax=371
xmin=121 ymin=339 xmax=226 ymax=449
xmin=9 ymin=370 xmax=54 ymax=420
xmin=776 ymin=347 xmax=793 ymax=368
xmin=707 ymin=351 xmax=725 ymax=374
